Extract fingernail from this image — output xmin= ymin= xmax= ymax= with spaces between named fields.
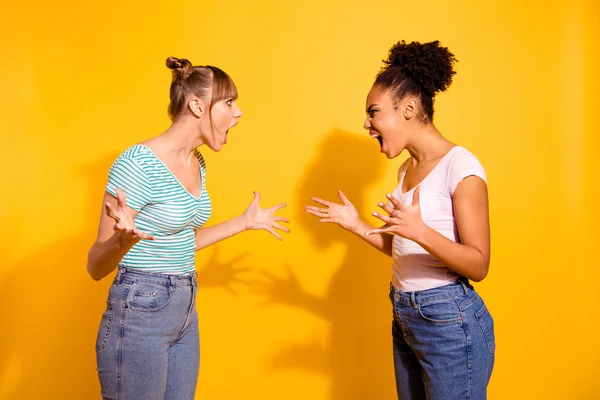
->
xmin=365 ymin=232 xmax=370 ymax=236
xmin=373 ymin=212 xmax=378 ymax=216
xmin=378 ymin=202 xmax=384 ymax=206
xmin=386 ymin=194 xmax=392 ymax=199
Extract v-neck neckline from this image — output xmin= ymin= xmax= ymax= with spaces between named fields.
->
xmin=399 ymin=146 xmax=460 ymax=196
xmin=137 ymin=144 xmax=204 ymax=201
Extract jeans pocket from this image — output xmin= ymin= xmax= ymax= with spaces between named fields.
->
xmin=96 ymin=300 xmax=114 ymax=353
xmin=475 ymin=302 xmax=495 ymax=355
xmin=417 ymin=299 xmax=463 ymax=325
xmin=125 ymin=282 xmax=171 ymax=312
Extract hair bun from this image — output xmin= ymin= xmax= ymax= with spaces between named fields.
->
xmin=384 ymin=40 xmax=457 ymax=95
xmin=166 ymin=57 xmax=194 ymax=81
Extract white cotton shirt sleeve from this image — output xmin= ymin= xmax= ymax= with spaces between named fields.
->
xmin=446 ymin=151 xmax=487 ymax=195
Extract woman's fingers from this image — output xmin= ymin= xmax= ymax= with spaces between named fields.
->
xmin=115 ymin=189 xmax=128 ymax=212
xmin=386 ymin=193 xmax=404 ymax=210
xmin=365 ymin=226 xmax=394 ymax=236
xmin=305 ymin=207 xmax=328 ymax=218
xmin=134 ymin=229 xmax=156 ymax=240
xmin=372 ymin=211 xmax=393 ymax=224
xmin=270 ymin=203 xmax=287 ymax=212
xmin=338 ymin=190 xmax=351 ymax=205
xmin=311 ymin=197 xmax=334 ymax=207
xmin=266 ymin=227 xmax=282 ymax=241
xmin=377 ymin=201 xmax=395 ymax=215
xmin=305 ymin=205 xmax=328 ymax=213
xmin=251 ymin=191 xmax=261 ymax=203
xmin=105 ymin=202 xmax=121 ymax=222
xmin=273 ymin=223 xmax=290 ymax=234
xmin=304 ymin=206 xmax=329 ymax=218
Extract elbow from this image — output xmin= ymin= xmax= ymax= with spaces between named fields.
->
xmin=86 ymin=252 xmax=103 ymax=281
xmin=470 ymin=259 xmax=490 ymax=282
xmin=86 ymin=263 xmax=102 ymax=281
xmin=470 ymin=271 xmax=488 ymax=283
xmin=88 ymin=271 xmax=103 ymax=281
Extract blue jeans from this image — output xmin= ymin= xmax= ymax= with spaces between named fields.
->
xmin=96 ymin=268 xmax=199 ymax=400
xmin=390 ymin=280 xmax=495 ymax=400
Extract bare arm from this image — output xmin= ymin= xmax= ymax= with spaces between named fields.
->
xmin=418 ymin=177 xmax=490 ymax=281
xmin=87 ymin=190 xmax=155 ymax=281
xmin=195 ymin=191 xmax=289 ymax=251
xmin=350 ymin=219 xmax=394 ymax=257
xmin=368 ymin=176 xmax=490 ymax=281
xmin=305 ymin=190 xmax=393 ymax=257
xmin=194 ymin=215 xmax=248 ymax=251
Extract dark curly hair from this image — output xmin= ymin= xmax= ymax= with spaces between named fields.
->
xmin=374 ymin=40 xmax=457 ymax=122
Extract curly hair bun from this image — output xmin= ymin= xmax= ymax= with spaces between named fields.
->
xmin=384 ymin=40 xmax=457 ymax=96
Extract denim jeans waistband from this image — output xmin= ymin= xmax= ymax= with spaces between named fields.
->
xmin=390 ymin=279 xmax=474 ymax=307
xmin=115 ymin=267 xmax=197 ymax=287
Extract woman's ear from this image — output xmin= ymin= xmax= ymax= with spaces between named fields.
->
xmin=402 ymin=97 xmax=418 ymax=120
xmin=188 ymin=97 xmax=205 ymax=118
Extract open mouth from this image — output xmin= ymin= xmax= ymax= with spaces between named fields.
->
xmin=370 ymin=131 xmax=383 ymax=147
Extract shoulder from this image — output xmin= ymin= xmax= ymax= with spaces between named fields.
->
xmin=117 ymin=144 xmax=154 ymax=162
xmin=109 ymin=144 xmax=156 ymax=177
xmin=114 ymin=144 xmax=157 ymax=168
xmin=447 ymin=146 xmax=485 ymax=171
xmin=445 ymin=146 xmax=487 ymax=194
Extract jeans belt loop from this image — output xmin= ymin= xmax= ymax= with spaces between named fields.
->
xmin=459 ymin=278 xmax=469 ymax=295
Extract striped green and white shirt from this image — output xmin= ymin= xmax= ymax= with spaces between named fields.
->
xmin=105 ymin=144 xmax=212 ymax=275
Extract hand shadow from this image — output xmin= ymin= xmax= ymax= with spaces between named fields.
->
xmin=250 ymin=264 xmax=331 ymax=319
xmin=196 ymin=246 xmax=252 ymax=296
xmin=247 ymin=129 xmax=398 ymax=399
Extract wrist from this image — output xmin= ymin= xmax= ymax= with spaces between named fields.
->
xmin=412 ymin=222 xmax=432 ymax=246
xmin=349 ymin=219 xmax=365 ymax=236
xmin=238 ymin=213 xmax=250 ymax=231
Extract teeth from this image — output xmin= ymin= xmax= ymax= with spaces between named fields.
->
xmin=371 ymin=133 xmax=380 ymax=138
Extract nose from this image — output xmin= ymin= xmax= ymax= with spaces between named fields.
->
xmin=235 ymin=107 xmax=243 ymax=118
xmin=363 ymin=118 xmax=371 ymax=130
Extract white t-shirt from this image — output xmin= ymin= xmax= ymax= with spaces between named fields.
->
xmin=391 ymin=146 xmax=486 ymax=292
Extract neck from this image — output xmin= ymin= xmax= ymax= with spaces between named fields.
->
xmin=405 ymin=123 xmax=454 ymax=162
xmin=158 ymin=118 xmax=205 ymax=157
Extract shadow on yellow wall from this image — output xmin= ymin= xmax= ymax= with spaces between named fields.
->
xmin=0 ymin=154 xmax=268 ymax=399
xmin=0 ymin=154 xmax=116 ymax=398
xmin=249 ymin=129 xmax=397 ymax=399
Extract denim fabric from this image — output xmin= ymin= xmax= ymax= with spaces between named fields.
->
xmin=390 ymin=280 xmax=495 ymax=400
xmin=96 ymin=268 xmax=199 ymax=400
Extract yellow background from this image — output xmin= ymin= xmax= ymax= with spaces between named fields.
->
xmin=1 ymin=0 xmax=599 ymax=399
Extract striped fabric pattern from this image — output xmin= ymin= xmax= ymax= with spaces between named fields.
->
xmin=105 ymin=144 xmax=212 ymax=275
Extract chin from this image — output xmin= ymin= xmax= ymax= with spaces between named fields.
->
xmin=382 ymin=147 xmax=395 ymax=159
xmin=209 ymin=142 xmax=224 ymax=152
xmin=387 ymin=146 xmax=405 ymax=159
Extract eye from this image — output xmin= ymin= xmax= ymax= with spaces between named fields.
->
xmin=226 ymin=99 xmax=233 ymax=106
xmin=369 ymin=110 xmax=378 ymax=118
